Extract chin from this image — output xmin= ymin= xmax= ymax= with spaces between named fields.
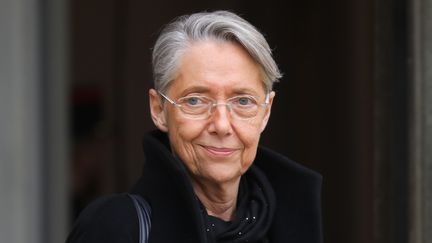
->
xmin=202 ymin=168 xmax=243 ymax=185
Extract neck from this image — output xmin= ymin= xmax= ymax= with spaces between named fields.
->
xmin=190 ymin=177 xmax=241 ymax=222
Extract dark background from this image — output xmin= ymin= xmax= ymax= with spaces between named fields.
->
xmin=69 ymin=1 xmax=410 ymax=243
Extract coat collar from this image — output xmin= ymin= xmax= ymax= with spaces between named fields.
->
xmin=131 ymin=130 xmax=322 ymax=243
xmin=131 ymin=130 xmax=206 ymax=243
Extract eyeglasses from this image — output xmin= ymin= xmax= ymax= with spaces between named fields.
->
xmin=158 ymin=91 xmax=270 ymax=120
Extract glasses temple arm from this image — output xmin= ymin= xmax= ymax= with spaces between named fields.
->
xmin=157 ymin=91 xmax=176 ymax=105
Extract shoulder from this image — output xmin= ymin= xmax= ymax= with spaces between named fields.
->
xmin=255 ymin=146 xmax=322 ymax=186
xmin=66 ymin=194 xmax=138 ymax=243
xmin=255 ymin=146 xmax=323 ymax=242
xmin=255 ymin=146 xmax=322 ymax=208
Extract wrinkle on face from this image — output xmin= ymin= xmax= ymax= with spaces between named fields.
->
xmin=161 ymin=40 xmax=273 ymax=186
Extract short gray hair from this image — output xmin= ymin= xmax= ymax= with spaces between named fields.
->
xmin=152 ymin=10 xmax=282 ymax=93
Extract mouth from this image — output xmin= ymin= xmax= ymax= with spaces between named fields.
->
xmin=199 ymin=145 xmax=238 ymax=157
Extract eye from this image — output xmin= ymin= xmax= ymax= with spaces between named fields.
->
xmin=232 ymin=96 xmax=257 ymax=107
xmin=179 ymin=96 xmax=209 ymax=107
xmin=185 ymin=97 xmax=200 ymax=106
xmin=238 ymin=97 xmax=251 ymax=105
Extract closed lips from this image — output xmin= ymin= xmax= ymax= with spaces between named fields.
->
xmin=200 ymin=145 xmax=238 ymax=155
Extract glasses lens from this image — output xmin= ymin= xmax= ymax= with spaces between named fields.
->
xmin=229 ymin=96 xmax=260 ymax=119
xmin=173 ymin=94 xmax=265 ymax=120
xmin=177 ymin=96 xmax=211 ymax=117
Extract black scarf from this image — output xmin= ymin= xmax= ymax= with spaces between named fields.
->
xmin=200 ymin=165 xmax=276 ymax=243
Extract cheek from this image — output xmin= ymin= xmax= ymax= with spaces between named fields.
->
xmin=169 ymin=116 xmax=204 ymax=141
xmin=166 ymin=112 xmax=205 ymax=160
xmin=233 ymin=122 xmax=262 ymax=171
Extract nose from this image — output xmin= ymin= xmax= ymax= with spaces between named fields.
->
xmin=207 ymin=104 xmax=233 ymax=136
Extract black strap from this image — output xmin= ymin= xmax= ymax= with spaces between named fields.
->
xmin=128 ymin=194 xmax=152 ymax=243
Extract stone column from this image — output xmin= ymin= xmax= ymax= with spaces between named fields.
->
xmin=0 ymin=0 xmax=44 ymax=242
xmin=410 ymin=0 xmax=432 ymax=242
xmin=41 ymin=0 xmax=70 ymax=242
xmin=0 ymin=0 xmax=69 ymax=242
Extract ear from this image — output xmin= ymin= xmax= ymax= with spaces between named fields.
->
xmin=149 ymin=89 xmax=168 ymax=132
xmin=260 ymin=91 xmax=275 ymax=132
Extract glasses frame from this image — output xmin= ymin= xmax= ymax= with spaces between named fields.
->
xmin=158 ymin=90 xmax=270 ymax=120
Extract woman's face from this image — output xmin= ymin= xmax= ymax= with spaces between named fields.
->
xmin=150 ymin=41 xmax=274 ymax=186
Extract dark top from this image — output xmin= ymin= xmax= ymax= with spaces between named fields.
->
xmin=66 ymin=130 xmax=323 ymax=243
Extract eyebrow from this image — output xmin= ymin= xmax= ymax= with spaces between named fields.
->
xmin=179 ymin=86 xmax=211 ymax=96
xmin=231 ymin=88 xmax=261 ymax=97
xmin=178 ymin=85 xmax=264 ymax=97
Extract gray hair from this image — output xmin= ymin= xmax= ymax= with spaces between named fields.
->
xmin=152 ymin=10 xmax=282 ymax=93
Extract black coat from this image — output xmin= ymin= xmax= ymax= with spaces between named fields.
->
xmin=66 ymin=131 xmax=323 ymax=243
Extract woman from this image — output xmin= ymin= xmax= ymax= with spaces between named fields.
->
xmin=67 ymin=11 xmax=322 ymax=243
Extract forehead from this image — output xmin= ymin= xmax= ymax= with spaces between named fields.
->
xmin=167 ymin=41 xmax=266 ymax=97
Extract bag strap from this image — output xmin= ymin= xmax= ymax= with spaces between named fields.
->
xmin=128 ymin=194 xmax=152 ymax=243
